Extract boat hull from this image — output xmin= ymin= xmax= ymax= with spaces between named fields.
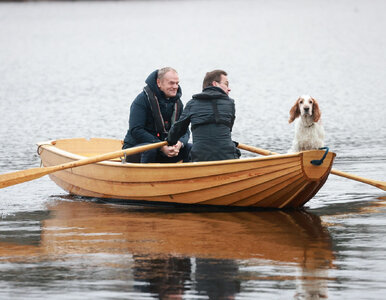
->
xmin=38 ymin=138 xmax=335 ymax=208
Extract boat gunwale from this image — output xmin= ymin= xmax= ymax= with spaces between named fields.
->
xmin=37 ymin=139 xmax=334 ymax=169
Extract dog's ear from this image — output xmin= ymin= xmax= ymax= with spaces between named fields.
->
xmin=289 ymin=98 xmax=301 ymax=123
xmin=312 ymin=97 xmax=321 ymax=122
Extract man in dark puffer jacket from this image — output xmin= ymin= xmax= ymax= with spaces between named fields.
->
xmin=167 ymin=70 xmax=240 ymax=162
xmin=123 ymin=67 xmax=191 ymax=163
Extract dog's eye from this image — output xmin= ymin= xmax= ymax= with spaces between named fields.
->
xmin=299 ymin=100 xmax=303 ymax=104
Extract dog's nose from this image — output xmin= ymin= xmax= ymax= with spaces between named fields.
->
xmin=304 ymin=107 xmax=310 ymax=112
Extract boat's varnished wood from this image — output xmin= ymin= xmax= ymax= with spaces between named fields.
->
xmin=193 ymin=169 xmax=303 ymax=206
xmin=301 ymin=151 xmax=335 ymax=180
xmin=49 ymin=175 xmax=105 ymax=199
xmin=277 ymin=153 xmax=335 ymax=208
xmin=37 ymin=138 xmax=336 ymax=208
xmin=292 ymin=173 xmax=330 ymax=208
xmin=286 ymin=162 xmax=333 ymax=208
xmin=199 ymin=169 xmax=302 ymax=206
xmin=41 ymin=147 xmax=300 ymax=183
xmin=225 ymin=172 xmax=304 ymax=207
xmin=46 ymin=161 xmax=303 ymax=200
xmin=243 ymin=175 xmax=307 ymax=207
xmin=278 ymin=181 xmax=310 ymax=208
xmin=47 ymin=168 xmax=303 ymax=206
xmin=47 ymin=138 xmax=123 ymax=155
xmin=266 ymin=179 xmax=311 ymax=208
xmin=288 ymin=181 xmax=321 ymax=208
xmin=164 ymin=166 xmax=303 ymax=204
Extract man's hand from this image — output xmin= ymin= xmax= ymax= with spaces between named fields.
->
xmin=160 ymin=141 xmax=183 ymax=157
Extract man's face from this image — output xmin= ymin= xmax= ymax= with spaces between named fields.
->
xmin=157 ymin=71 xmax=179 ymax=98
xmin=213 ymin=74 xmax=231 ymax=95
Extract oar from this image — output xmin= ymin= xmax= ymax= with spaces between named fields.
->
xmin=237 ymin=143 xmax=386 ymax=191
xmin=0 ymin=141 xmax=167 ymax=189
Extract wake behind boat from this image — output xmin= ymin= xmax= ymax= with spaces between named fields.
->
xmin=36 ymin=138 xmax=336 ymax=208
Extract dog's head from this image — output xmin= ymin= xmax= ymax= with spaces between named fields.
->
xmin=288 ymin=95 xmax=321 ymax=123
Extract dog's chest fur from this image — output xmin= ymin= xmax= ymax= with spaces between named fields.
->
xmin=293 ymin=117 xmax=325 ymax=151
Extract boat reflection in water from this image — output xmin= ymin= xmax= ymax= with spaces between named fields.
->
xmin=0 ymin=200 xmax=334 ymax=299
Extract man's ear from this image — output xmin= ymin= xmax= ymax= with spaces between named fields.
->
xmin=156 ymin=78 xmax=161 ymax=88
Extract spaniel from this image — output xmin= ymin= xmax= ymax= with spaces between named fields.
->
xmin=288 ymin=95 xmax=325 ymax=153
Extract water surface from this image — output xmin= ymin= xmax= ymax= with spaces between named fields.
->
xmin=1 ymin=0 xmax=386 ymax=299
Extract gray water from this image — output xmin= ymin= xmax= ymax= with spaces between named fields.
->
xmin=1 ymin=0 xmax=386 ymax=299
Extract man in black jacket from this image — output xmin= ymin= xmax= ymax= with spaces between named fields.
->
xmin=123 ymin=67 xmax=191 ymax=163
xmin=167 ymin=70 xmax=240 ymax=162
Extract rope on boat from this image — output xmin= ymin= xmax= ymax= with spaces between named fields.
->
xmin=311 ymin=147 xmax=329 ymax=166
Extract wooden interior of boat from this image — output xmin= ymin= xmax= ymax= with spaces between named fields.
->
xmin=49 ymin=137 xmax=124 ymax=159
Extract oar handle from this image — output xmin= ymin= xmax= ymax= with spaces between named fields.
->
xmin=237 ymin=144 xmax=278 ymax=156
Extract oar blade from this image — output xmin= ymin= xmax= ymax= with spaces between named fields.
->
xmin=0 ymin=167 xmax=54 ymax=189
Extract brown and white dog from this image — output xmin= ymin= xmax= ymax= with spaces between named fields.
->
xmin=288 ymin=95 xmax=325 ymax=152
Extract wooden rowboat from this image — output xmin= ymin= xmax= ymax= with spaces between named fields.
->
xmin=37 ymin=138 xmax=336 ymax=208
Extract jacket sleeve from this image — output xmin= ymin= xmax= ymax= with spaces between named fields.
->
xmin=167 ymin=102 xmax=191 ymax=146
xmin=129 ymin=93 xmax=161 ymax=144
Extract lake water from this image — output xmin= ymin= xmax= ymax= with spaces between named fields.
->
xmin=1 ymin=0 xmax=386 ymax=299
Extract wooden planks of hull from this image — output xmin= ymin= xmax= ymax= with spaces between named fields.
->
xmin=38 ymin=138 xmax=336 ymax=208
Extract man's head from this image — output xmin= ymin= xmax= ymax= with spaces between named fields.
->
xmin=202 ymin=69 xmax=231 ymax=95
xmin=157 ymin=67 xmax=179 ymax=98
